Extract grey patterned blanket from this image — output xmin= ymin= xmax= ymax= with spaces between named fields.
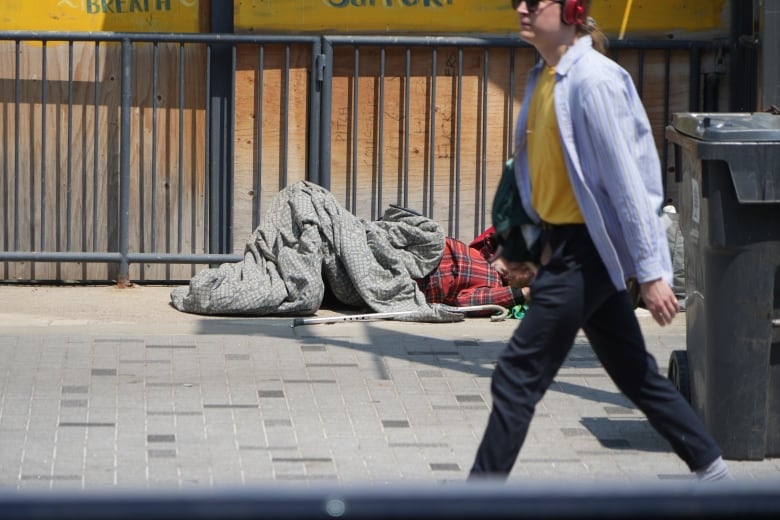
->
xmin=170 ymin=181 xmax=463 ymax=322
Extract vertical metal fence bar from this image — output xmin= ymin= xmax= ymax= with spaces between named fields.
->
xmin=14 ymin=40 xmax=22 ymax=251
xmin=611 ymin=47 xmax=620 ymax=65
xmin=164 ymin=41 xmax=173 ymax=278
xmin=479 ymin=48 xmax=489 ymax=235
xmin=229 ymin=44 xmax=237 ymax=251
xmin=636 ymin=48 xmax=645 ymax=99
xmin=151 ymin=42 xmax=160 ymax=253
xmin=403 ymin=46 xmax=411 ymax=208
xmin=319 ymin=38 xmax=333 ymax=190
xmin=177 ymin=42 xmax=185 ymax=254
xmin=253 ymin=44 xmax=265 ymax=230
xmin=92 ymin=41 xmax=100 ymax=252
xmin=118 ymin=39 xmax=133 ymax=283
xmin=81 ymin=42 xmax=91 ymax=278
xmin=509 ymin=47 xmax=516 ymax=151
xmin=351 ymin=46 xmax=359 ymax=213
xmin=1 ymin=88 xmax=5 ymax=266
xmin=28 ymin=39 xmax=40 ymax=273
xmin=376 ymin=47 xmax=386 ymax=218
xmin=689 ymin=47 xmax=701 ymax=111
xmin=186 ymin=43 xmax=196 ymax=260
xmin=427 ymin=47 xmax=437 ymax=221
xmin=282 ymin=44 xmax=290 ymax=187
xmin=13 ymin=40 xmax=20 ymax=251
xmin=1 ymin=41 xmax=12 ymax=262
xmin=185 ymin=43 xmax=196 ymax=260
xmin=136 ymin=42 xmax=146 ymax=273
xmin=209 ymin=0 xmax=234 ymax=260
xmin=453 ymin=47 xmax=463 ymax=238
xmin=40 ymin=41 xmax=47 ymax=253
xmin=662 ymin=48 xmax=672 ymax=196
xmin=204 ymin=44 xmax=212 ymax=255
xmin=208 ymin=37 xmax=231 ymax=256
xmin=51 ymin=40 xmax=63 ymax=265
xmin=307 ymin=40 xmax=322 ymax=186
xmin=66 ymin=41 xmax=74 ymax=251
xmin=53 ymin=40 xmax=61 ymax=275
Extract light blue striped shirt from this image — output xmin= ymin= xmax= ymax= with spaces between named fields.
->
xmin=513 ymin=36 xmax=672 ymax=290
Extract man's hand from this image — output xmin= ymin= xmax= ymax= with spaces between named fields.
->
xmin=491 ymin=258 xmax=537 ymax=288
xmin=640 ymin=278 xmax=679 ymax=326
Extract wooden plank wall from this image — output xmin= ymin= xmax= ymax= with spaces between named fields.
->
xmin=325 ymin=45 xmax=534 ymax=241
xmin=232 ymin=44 xmax=311 ymax=252
xmin=232 ymin=44 xmax=699 ymax=245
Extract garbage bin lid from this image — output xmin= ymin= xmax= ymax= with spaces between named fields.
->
xmin=671 ymin=112 xmax=780 ymax=142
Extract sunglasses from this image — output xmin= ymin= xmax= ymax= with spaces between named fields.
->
xmin=511 ymin=0 xmax=559 ymax=12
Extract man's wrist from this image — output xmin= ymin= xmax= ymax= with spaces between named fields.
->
xmin=511 ymin=287 xmax=526 ymax=305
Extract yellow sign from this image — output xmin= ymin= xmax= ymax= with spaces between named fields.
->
xmin=1 ymin=0 xmax=201 ymax=32
xmin=235 ymin=0 xmax=728 ymax=38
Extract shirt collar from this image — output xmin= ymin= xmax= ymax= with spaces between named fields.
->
xmin=553 ymin=35 xmax=593 ymax=76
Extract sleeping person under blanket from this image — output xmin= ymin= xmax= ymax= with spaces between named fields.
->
xmin=416 ymin=226 xmax=534 ymax=311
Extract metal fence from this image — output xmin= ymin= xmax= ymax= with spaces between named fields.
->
xmin=0 ymin=32 xmax=322 ymax=284
xmin=0 ymin=31 xmax=723 ymax=284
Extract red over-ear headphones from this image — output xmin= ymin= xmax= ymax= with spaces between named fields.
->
xmin=560 ymin=0 xmax=587 ymax=26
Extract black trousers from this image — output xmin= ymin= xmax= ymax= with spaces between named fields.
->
xmin=469 ymin=224 xmax=721 ymax=477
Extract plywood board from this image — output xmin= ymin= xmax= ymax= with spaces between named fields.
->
xmin=324 ymin=45 xmax=536 ymax=241
xmin=235 ymin=0 xmax=729 ymax=40
xmin=232 ymin=43 xmax=311 ymax=253
xmin=1 ymin=0 xmax=205 ymax=32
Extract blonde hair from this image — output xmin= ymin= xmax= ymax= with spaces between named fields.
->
xmin=577 ymin=9 xmax=608 ymax=55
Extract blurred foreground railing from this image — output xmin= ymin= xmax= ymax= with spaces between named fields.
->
xmin=1 ymin=481 xmax=779 ymax=520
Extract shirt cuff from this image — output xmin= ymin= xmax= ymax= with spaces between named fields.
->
xmin=511 ymin=287 xmax=526 ymax=305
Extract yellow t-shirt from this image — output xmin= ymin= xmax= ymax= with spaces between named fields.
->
xmin=526 ymin=65 xmax=584 ymax=224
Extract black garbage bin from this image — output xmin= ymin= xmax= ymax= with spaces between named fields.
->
xmin=666 ymin=112 xmax=780 ymax=461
